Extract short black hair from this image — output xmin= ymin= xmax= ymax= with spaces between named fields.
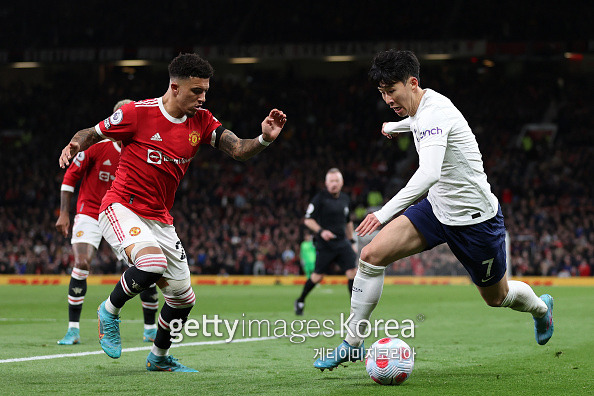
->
xmin=168 ymin=53 xmax=214 ymax=80
xmin=368 ymin=50 xmax=420 ymax=87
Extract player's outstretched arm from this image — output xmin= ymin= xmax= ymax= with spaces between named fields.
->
xmin=59 ymin=127 xmax=102 ymax=168
xmin=382 ymin=118 xmax=412 ymax=139
xmin=218 ymin=109 xmax=287 ymax=161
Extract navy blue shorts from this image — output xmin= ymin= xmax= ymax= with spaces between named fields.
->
xmin=403 ymin=198 xmax=506 ymax=287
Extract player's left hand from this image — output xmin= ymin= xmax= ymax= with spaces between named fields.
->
xmin=356 ymin=213 xmax=381 ymax=237
xmin=261 ymin=109 xmax=287 ymax=143
xmin=381 ymin=122 xmax=395 ymax=139
xmin=59 ymin=141 xmax=81 ymax=168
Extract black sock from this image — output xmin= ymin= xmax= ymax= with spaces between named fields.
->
xmin=140 ymin=285 xmax=159 ymax=325
xmin=154 ymin=303 xmax=193 ymax=351
xmin=347 ymin=278 xmax=354 ymax=297
xmin=68 ymin=277 xmax=87 ymax=322
xmin=298 ymin=278 xmax=317 ymax=302
xmin=109 ymin=267 xmax=162 ymax=308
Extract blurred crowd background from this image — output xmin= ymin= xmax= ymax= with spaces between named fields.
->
xmin=1 ymin=2 xmax=592 ymax=278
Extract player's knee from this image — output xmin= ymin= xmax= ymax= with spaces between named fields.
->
xmin=160 ymin=277 xmax=196 ymax=309
xmin=310 ymin=273 xmax=323 ymax=283
xmin=128 ymin=242 xmax=167 ymax=275
xmin=359 ymin=245 xmax=378 ymax=265
xmin=73 ymin=259 xmax=91 ymax=271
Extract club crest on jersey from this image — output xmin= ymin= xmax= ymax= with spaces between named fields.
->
xmin=109 ymin=109 xmax=124 ymax=125
xmin=129 ymin=227 xmax=141 ymax=236
xmin=75 ymin=231 xmax=84 ymax=237
xmin=189 ymin=131 xmax=200 ymax=146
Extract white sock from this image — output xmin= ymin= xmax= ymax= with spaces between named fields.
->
xmin=151 ymin=345 xmax=168 ymax=357
xmin=68 ymin=322 xmax=80 ymax=329
xmin=144 ymin=324 xmax=158 ymax=330
xmin=344 ymin=259 xmax=386 ymax=347
xmin=500 ymin=280 xmax=547 ymax=318
xmin=105 ymin=297 xmax=121 ymax=315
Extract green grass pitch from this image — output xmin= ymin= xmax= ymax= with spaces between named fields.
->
xmin=0 ymin=283 xmax=592 ymax=395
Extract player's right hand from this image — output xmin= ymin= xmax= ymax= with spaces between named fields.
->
xmin=59 ymin=142 xmax=81 ymax=168
xmin=55 ymin=214 xmax=70 ymax=237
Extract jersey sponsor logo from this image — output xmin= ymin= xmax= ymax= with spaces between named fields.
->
xmin=103 ymin=159 xmax=112 ymax=166
xmin=189 ymin=131 xmax=200 ymax=146
xmin=151 ymin=133 xmax=162 ymax=141
xmin=416 ymin=127 xmax=443 ymax=142
xmin=103 ymin=118 xmax=111 ymax=130
xmin=344 ymin=207 xmax=349 ymax=216
xmin=98 ymin=171 xmax=111 ymax=182
xmin=147 ymin=149 xmax=162 ymax=164
xmin=146 ymin=149 xmax=192 ymax=165
xmin=129 ymin=227 xmax=141 ymax=236
xmin=109 ymin=109 xmax=124 ymax=125
xmin=75 ymin=231 xmax=84 ymax=237
xmin=305 ymin=203 xmax=314 ymax=217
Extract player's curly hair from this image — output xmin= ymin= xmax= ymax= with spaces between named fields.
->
xmin=369 ymin=49 xmax=420 ymax=87
xmin=168 ymin=53 xmax=214 ymax=80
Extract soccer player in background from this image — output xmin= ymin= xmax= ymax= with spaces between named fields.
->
xmin=295 ymin=168 xmax=357 ymax=315
xmin=314 ymin=50 xmax=554 ymax=370
xmin=55 ymin=99 xmax=159 ymax=345
xmin=299 ymin=231 xmax=316 ymax=279
xmin=59 ymin=53 xmax=287 ymax=372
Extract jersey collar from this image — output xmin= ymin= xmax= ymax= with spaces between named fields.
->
xmin=158 ymin=97 xmax=187 ymax=124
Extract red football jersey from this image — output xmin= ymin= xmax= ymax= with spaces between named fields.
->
xmin=61 ymin=140 xmax=122 ymax=220
xmin=95 ymin=98 xmax=221 ymax=225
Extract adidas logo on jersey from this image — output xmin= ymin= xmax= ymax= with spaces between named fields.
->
xmin=151 ymin=133 xmax=163 ymax=141
xmin=103 ymin=159 xmax=112 ymax=166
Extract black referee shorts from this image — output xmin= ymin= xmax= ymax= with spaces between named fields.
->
xmin=314 ymin=241 xmax=357 ymax=274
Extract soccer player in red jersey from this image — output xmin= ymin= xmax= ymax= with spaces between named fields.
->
xmin=56 ymin=100 xmax=159 ymax=346
xmin=59 ymin=53 xmax=287 ymax=372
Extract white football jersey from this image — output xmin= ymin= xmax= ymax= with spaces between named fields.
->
xmin=375 ymin=89 xmax=498 ymax=226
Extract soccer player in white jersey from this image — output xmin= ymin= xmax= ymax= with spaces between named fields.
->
xmin=314 ymin=50 xmax=553 ymax=371
xmin=55 ymin=99 xmax=159 ymax=346
xmin=59 ymin=53 xmax=287 ymax=372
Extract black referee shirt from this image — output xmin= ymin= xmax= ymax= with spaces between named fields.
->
xmin=305 ymin=190 xmax=351 ymax=249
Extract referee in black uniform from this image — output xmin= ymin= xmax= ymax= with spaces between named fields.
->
xmin=295 ymin=168 xmax=357 ymax=315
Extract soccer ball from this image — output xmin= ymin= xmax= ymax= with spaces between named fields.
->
xmin=365 ymin=338 xmax=414 ymax=385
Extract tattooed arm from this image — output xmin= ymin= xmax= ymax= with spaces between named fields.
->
xmin=218 ymin=109 xmax=287 ymax=161
xmin=59 ymin=127 xmax=102 ymax=168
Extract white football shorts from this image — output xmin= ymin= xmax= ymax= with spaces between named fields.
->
xmin=98 ymin=203 xmax=190 ymax=281
xmin=71 ymin=213 xmax=124 ymax=261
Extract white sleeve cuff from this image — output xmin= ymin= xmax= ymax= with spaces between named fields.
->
xmin=61 ymin=184 xmax=75 ymax=192
xmin=384 ymin=118 xmax=412 ymax=134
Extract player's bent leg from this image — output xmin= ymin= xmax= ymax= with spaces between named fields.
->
xmin=484 ymin=277 xmax=553 ymax=345
xmin=147 ymin=277 xmax=198 ymax=372
xmin=99 ymin=244 xmax=165 ymax=358
xmin=140 ymin=284 xmax=159 ymax=342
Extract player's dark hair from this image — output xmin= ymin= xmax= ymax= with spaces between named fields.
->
xmin=168 ymin=53 xmax=214 ymax=80
xmin=369 ymin=49 xmax=420 ymax=87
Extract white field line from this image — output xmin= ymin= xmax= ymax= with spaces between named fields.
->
xmin=0 ymin=317 xmax=145 ymax=323
xmin=0 ymin=336 xmax=278 ymax=364
xmin=0 ymin=322 xmax=404 ymax=365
